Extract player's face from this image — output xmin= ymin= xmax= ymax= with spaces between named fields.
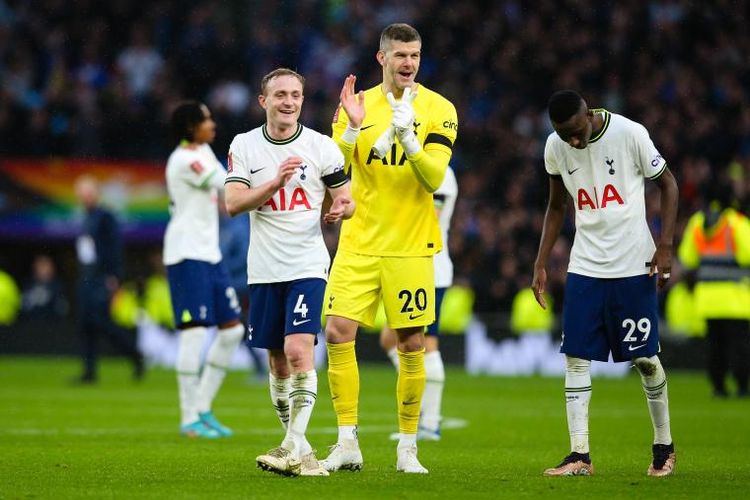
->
xmin=378 ymin=40 xmax=421 ymax=91
xmin=259 ymin=75 xmax=304 ymax=129
xmin=553 ymin=106 xmax=594 ymax=149
xmin=192 ymin=105 xmax=216 ymax=144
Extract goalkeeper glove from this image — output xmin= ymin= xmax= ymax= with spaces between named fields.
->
xmin=372 ymin=127 xmax=395 ymax=158
xmin=371 ymin=87 xmax=419 ymax=157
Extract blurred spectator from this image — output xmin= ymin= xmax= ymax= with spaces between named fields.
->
xmin=677 ymin=182 xmax=750 ymax=397
xmin=116 ymin=24 xmax=164 ymax=99
xmin=21 ymin=254 xmax=68 ymax=320
xmin=73 ymin=175 xmax=144 ymax=384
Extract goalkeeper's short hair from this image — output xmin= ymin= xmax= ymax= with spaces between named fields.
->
xmin=380 ymin=23 xmax=421 ymax=51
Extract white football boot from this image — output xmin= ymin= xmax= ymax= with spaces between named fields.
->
xmin=396 ymin=444 xmax=428 ymax=474
xmin=320 ymin=439 xmax=363 ymax=472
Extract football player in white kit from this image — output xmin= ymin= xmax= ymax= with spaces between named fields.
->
xmin=379 ymin=166 xmax=458 ymax=441
xmin=532 ymin=90 xmax=679 ymax=477
xmin=224 ymin=68 xmax=354 ymax=477
xmin=164 ymin=101 xmax=245 ymax=439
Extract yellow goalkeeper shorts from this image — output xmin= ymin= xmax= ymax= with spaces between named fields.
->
xmin=325 ymin=250 xmax=435 ymax=329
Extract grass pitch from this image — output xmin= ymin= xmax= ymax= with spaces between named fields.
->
xmin=1 ymin=357 xmax=748 ymax=499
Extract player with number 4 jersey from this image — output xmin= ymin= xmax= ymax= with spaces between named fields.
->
xmin=532 ymin=90 xmax=679 ymax=478
xmin=225 ymin=68 xmax=354 ymax=477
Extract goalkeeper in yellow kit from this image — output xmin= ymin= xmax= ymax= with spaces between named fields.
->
xmin=321 ymin=23 xmax=458 ymax=474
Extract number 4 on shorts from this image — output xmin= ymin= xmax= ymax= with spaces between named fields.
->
xmin=294 ymin=294 xmax=308 ymax=318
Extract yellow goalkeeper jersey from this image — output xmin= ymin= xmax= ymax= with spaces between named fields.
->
xmin=332 ymin=83 xmax=458 ymax=257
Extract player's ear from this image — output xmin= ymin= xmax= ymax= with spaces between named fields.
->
xmin=258 ymin=94 xmax=267 ymax=110
xmin=376 ymin=50 xmax=385 ymax=67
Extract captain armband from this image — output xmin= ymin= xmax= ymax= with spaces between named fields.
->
xmin=322 ymin=168 xmax=350 ymax=188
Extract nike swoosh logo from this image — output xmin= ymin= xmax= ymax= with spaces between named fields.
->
xmin=292 ymin=318 xmax=312 ymax=326
xmin=361 ymin=124 xmax=376 ymax=131
xmin=408 ymin=313 xmax=424 ymax=320
xmin=402 ymin=400 xmax=419 ymax=406
xmin=250 ymin=168 xmax=265 ymax=174
xmin=567 ymin=168 xmax=581 ymax=175
xmin=628 ymin=344 xmax=646 ymax=351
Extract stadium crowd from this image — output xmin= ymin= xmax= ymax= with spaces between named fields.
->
xmin=2 ymin=0 xmax=750 ymax=320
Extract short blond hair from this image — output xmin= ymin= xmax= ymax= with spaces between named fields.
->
xmin=260 ymin=68 xmax=305 ymax=95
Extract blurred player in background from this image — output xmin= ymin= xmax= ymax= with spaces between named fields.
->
xmin=218 ymin=201 xmax=269 ymax=383
xmin=164 ymin=101 xmax=244 ymax=439
xmin=380 ymin=165 xmax=458 ymax=441
xmin=225 ymin=68 xmax=354 ymax=477
xmin=323 ymin=23 xmax=458 ymax=474
xmin=73 ymin=175 xmax=144 ymax=384
xmin=532 ymin=90 xmax=679 ymax=477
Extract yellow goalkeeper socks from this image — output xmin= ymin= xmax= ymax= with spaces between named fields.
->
xmin=327 ymin=341 xmax=359 ymax=426
xmin=397 ymin=348 xmax=426 ymax=434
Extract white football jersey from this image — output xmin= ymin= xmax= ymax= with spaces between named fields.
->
xmin=433 ymin=167 xmax=458 ymax=288
xmin=226 ymin=124 xmax=346 ymax=284
xmin=544 ymin=110 xmax=667 ymax=278
xmin=163 ymin=143 xmax=226 ymax=265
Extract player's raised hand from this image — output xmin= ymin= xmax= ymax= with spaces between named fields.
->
xmin=324 ymin=196 xmax=354 ymax=224
xmin=531 ymin=264 xmax=548 ymax=309
xmin=339 ymin=74 xmax=365 ymax=129
xmin=275 ymin=156 xmax=303 ymax=189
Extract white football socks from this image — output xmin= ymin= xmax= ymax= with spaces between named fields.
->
xmin=281 ymin=370 xmax=317 ymax=459
xmin=564 ymin=356 xmax=592 ymax=454
xmin=197 ymin=324 xmax=244 ymax=414
xmin=176 ymin=327 xmax=207 ymax=426
xmin=269 ymin=373 xmax=291 ymax=430
xmin=634 ymin=355 xmax=672 ymax=445
xmin=421 ymin=350 xmax=445 ymax=432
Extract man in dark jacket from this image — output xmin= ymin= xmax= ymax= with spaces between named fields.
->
xmin=74 ymin=175 xmax=143 ymax=383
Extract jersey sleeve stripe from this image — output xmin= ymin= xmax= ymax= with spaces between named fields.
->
xmin=424 ymin=133 xmax=453 ymax=150
xmin=548 ymin=173 xmax=562 ymax=179
xmin=322 ymin=170 xmax=349 ymax=188
xmin=225 ymin=176 xmax=252 ymax=187
xmin=647 ymin=162 xmax=668 ymax=180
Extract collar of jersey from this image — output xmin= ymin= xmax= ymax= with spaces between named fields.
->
xmin=588 ymin=109 xmax=610 ymax=144
xmin=262 ymin=123 xmax=303 ymax=145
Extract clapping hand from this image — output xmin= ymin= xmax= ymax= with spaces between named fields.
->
xmin=339 ymin=75 xmax=365 ymax=129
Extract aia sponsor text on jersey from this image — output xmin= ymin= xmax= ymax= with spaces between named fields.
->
xmin=261 ymin=187 xmax=312 ymax=211
xmin=577 ymin=184 xmax=624 ymax=210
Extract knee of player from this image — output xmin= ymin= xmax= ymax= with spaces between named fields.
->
xmin=268 ymin=350 xmax=290 ymax=377
xmin=325 ymin=316 xmax=358 ymax=343
xmin=565 ymin=356 xmax=591 ymax=374
xmin=217 ymin=323 xmax=244 ymax=345
xmin=284 ymin=340 xmax=312 ymax=366
xmin=396 ymin=328 xmax=425 ymax=352
xmin=632 ymin=355 xmax=660 ymax=376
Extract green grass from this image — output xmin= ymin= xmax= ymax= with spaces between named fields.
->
xmin=1 ymin=357 xmax=748 ymax=499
